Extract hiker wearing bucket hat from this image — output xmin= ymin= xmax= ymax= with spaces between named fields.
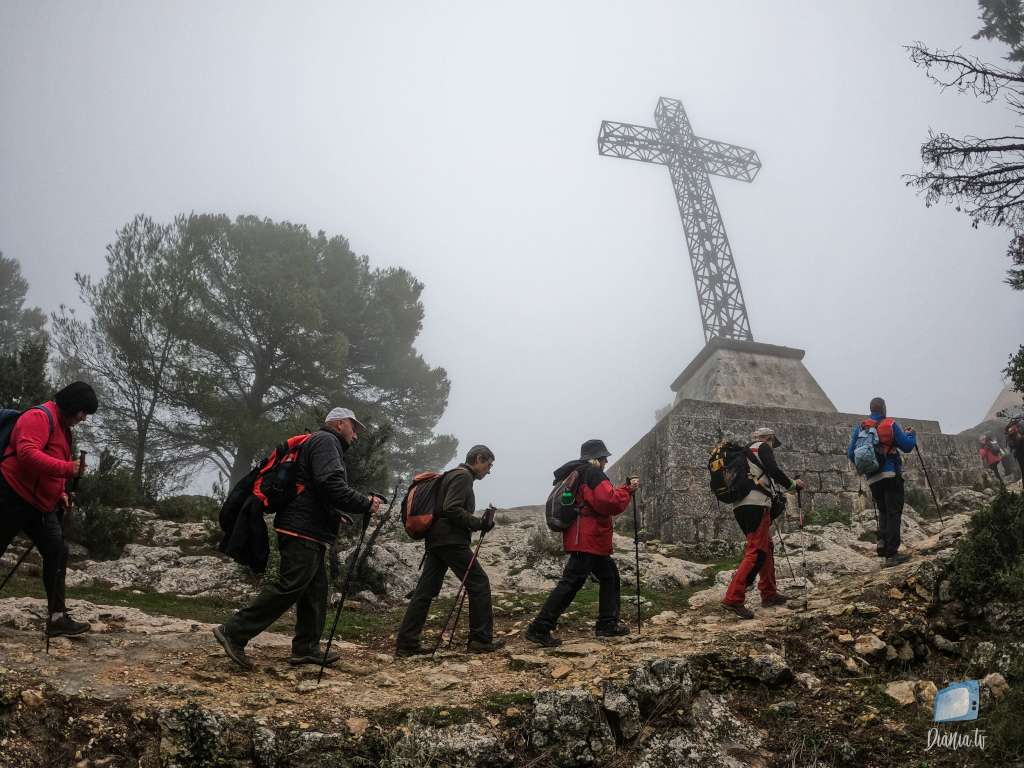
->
xmin=525 ymin=439 xmax=638 ymax=647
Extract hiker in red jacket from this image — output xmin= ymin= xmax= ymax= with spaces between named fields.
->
xmin=525 ymin=439 xmax=638 ymax=648
xmin=980 ymin=436 xmax=1005 ymax=487
xmin=0 ymin=382 xmax=97 ymax=637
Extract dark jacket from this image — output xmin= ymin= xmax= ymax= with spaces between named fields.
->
xmin=274 ymin=427 xmax=372 ymax=544
xmin=218 ymin=464 xmax=271 ymax=573
xmin=554 ymin=460 xmax=633 ymax=557
xmin=424 ymin=464 xmax=485 ymax=550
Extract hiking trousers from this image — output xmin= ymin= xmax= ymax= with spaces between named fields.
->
xmin=0 ymin=474 xmax=68 ymax=614
xmin=724 ymin=505 xmax=777 ymax=607
xmin=870 ymin=475 xmax=905 ymax=558
xmin=396 ymin=544 xmax=493 ymax=650
xmin=530 ymin=551 xmax=621 ymax=633
xmin=223 ymin=532 xmax=328 ymax=656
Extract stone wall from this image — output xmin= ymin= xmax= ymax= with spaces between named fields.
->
xmin=607 ymin=398 xmax=986 ymax=544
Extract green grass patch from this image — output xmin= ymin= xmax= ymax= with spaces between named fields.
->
xmin=479 ymin=692 xmax=535 ymax=713
xmin=803 ymin=506 xmax=851 ymax=527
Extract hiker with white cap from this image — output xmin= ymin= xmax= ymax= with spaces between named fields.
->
xmin=213 ymin=407 xmax=381 ymax=670
xmin=721 ymin=427 xmax=804 ymax=620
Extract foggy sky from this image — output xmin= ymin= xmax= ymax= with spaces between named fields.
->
xmin=2 ymin=2 xmax=1022 ymax=506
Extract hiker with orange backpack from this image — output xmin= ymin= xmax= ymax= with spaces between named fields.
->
xmin=212 ymin=408 xmax=381 ymax=671
xmin=848 ymin=397 xmax=916 ymax=568
xmin=394 ymin=445 xmax=502 ymax=657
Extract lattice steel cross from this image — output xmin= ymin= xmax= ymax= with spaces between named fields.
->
xmin=599 ymin=97 xmax=761 ymax=342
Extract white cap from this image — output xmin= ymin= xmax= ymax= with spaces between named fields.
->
xmin=326 ymin=407 xmax=366 ymax=434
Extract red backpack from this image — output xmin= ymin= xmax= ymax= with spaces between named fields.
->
xmin=1006 ymin=420 xmax=1022 ymax=451
xmin=252 ymin=434 xmax=314 ymax=511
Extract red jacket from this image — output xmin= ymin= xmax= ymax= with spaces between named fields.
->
xmin=980 ymin=443 xmax=1002 ymax=467
xmin=0 ymin=402 xmax=74 ymax=513
xmin=554 ymin=461 xmax=634 ymax=556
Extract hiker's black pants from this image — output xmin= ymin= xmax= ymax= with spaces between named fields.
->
xmin=870 ymin=475 xmax=905 ymax=558
xmin=223 ymin=532 xmax=327 ymax=656
xmin=396 ymin=544 xmax=493 ymax=650
xmin=987 ymin=462 xmax=1006 ymax=487
xmin=531 ymin=552 xmax=621 ymax=633
xmin=0 ymin=473 xmax=68 ymax=614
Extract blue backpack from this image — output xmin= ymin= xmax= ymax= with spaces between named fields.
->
xmin=852 ymin=419 xmax=886 ymax=475
xmin=0 ymin=406 xmax=56 ymax=464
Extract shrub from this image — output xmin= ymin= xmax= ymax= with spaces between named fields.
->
xmin=69 ymin=504 xmax=141 ymax=561
xmin=804 ymin=506 xmax=851 ymax=527
xmin=155 ymin=495 xmax=219 ymax=523
xmin=527 ymin=525 xmax=564 ymax=557
xmin=948 ymin=490 xmax=1024 ymax=605
xmin=904 ymin=486 xmax=932 ymax=514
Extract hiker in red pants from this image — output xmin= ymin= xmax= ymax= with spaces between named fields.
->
xmin=722 ymin=427 xmax=804 ymax=620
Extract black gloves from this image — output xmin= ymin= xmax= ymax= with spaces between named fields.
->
xmin=480 ymin=504 xmax=497 ymax=533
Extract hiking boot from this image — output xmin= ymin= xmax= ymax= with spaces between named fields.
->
xmin=876 ymin=539 xmax=886 ymax=558
xmin=213 ymin=625 xmax=254 ymax=670
xmin=289 ymin=650 xmax=341 ymax=666
xmin=595 ymin=623 xmax=631 ymax=638
xmin=47 ymin=613 xmax=90 ymax=637
xmin=467 ymin=637 xmax=507 ymax=654
xmin=525 ymin=628 xmax=562 ymax=647
xmin=721 ymin=601 xmax=755 ymax=620
xmin=882 ymin=552 xmax=912 ymax=568
xmin=395 ymin=644 xmax=434 ymax=658
xmin=761 ymin=594 xmax=789 ymax=608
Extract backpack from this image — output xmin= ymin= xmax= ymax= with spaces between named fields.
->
xmin=545 ymin=468 xmax=583 ymax=532
xmin=708 ymin=441 xmax=761 ymax=503
xmin=252 ymin=434 xmax=315 ymax=512
xmin=400 ymin=469 xmax=457 ymax=540
xmin=0 ymin=406 xmax=56 ymax=464
xmin=1006 ymin=420 xmax=1022 ymax=451
xmin=852 ymin=419 xmax=888 ymax=475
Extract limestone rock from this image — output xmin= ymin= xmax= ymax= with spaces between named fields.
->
xmin=932 ymin=635 xmax=961 ymax=655
xmin=392 ymin=722 xmax=511 ymax=768
xmin=854 ymin=634 xmax=886 ymax=660
xmin=795 ymin=672 xmax=821 ymax=689
xmin=602 ymin=682 xmax=640 ymax=740
xmin=914 ymin=681 xmax=938 ymax=710
xmin=20 ymin=689 xmax=43 ymax=706
xmin=508 ymin=655 xmax=548 ymax=671
xmin=532 ymin=687 xmax=615 ymax=766
xmin=969 ymin=641 xmax=1024 ymax=680
xmin=630 ymin=657 xmax=694 ymax=714
xmin=981 ymin=672 xmax=1009 ymax=699
xmin=884 ymin=681 xmax=916 ymax=706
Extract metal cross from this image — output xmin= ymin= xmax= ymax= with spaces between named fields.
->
xmin=599 ymin=97 xmax=761 ymax=342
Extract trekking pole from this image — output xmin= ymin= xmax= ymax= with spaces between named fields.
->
xmin=317 ymin=492 xmax=387 ymax=684
xmin=46 ymin=450 xmax=84 ymax=653
xmin=913 ymin=443 xmax=945 ymax=528
xmin=795 ymin=474 xmax=808 ymax=611
xmin=771 ymin=519 xmax=797 ymax=581
xmin=444 ymin=590 xmax=469 ymax=649
xmin=0 ymin=543 xmax=37 ymax=595
xmin=630 ymin=477 xmax=641 ymax=636
xmin=355 ymin=481 xmax=404 ymax=579
xmin=434 ymin=505 xmax=495 ymax=655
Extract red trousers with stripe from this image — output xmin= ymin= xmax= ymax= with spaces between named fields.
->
xmin=724 ymin=505 xmax=777 ymax=607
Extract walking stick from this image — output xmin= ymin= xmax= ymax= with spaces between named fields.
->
xmin=0 ymin=543 xmax=37 ymax=595
xmin=317 ymin=491 xmax=388 ymax=684
xmin=913 ymin=443 xmax=945 ymax=527
xmin=46 ymin=450 xmax=84 ymax=653
xmin=795 ymin=474 xmax=808 ymax=611
xmin=434 ymin=505 xmax=495 ymax=655
xmin=630 ymin=479 xmax=642 ymax=636
xmin=771 ymin=519 xmax=797 ymax=581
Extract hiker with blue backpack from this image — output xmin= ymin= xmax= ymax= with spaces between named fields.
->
xmin=848 ymin=397 xmax=916 ymax=568
xmin=0 ymin=382 xmax=97 ymax=638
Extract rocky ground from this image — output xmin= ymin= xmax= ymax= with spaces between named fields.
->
xmin=0 ymin=488 xmax=1022 ymax=767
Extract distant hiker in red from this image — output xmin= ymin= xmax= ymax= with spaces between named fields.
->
xmin=980 ymin=436 xmax=1005 ymax=487
xmin=0 ymin=382 xmax=97 ymax=637
xmin=525 ymin=439 xmax=638 ymax=647
xmin=721 ymin=427 xmax=804 ymax=620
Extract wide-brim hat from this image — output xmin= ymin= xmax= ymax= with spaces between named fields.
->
xmin=753 ymin=427 xmax=780 ymax=446
xmin=580 ymin=439 xmax=611 ymax=461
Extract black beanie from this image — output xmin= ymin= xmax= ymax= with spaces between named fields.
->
xmin=54 ymin=381 xmax=99 ymax=417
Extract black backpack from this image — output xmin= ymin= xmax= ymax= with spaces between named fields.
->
xmin=545 ymin=469 xmax=583 ymax=532
xmin=1006 ymin=420 xmax=1022 ymax=451
xmin=0 ymin=406 xmax=55 ymax=464
xmin=708 ymin=440 xmax=774 ymax=503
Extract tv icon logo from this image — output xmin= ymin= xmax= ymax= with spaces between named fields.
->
xmin=933 ymin=681 xmax=980 ymax=722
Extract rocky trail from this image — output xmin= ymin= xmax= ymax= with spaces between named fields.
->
xmin=0 ymin=492 xmax=1022 ymax=767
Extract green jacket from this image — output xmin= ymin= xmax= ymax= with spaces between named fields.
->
xmin=424 ymin=464 xmax=485 ymax=550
